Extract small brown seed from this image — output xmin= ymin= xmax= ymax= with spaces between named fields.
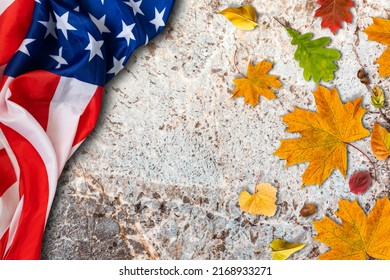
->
xmin=300 ymin=203 xmax=317 ymax=217
xmin=357 ymin=69 xmax=365 ymax=79
xmin=360 ymin=76 xmax=370 ymax=84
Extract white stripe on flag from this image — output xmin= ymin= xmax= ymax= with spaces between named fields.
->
xmin=46 ymin=77 xmax=97 ymax=176
xmin=0 ymin=128 xmax=20 ymax=238
xmin=0 ymin=75 xmax=99 ymax=256
xmin=0 ymin=129 xmax=20 ymax=181
xmin=0 ymin=182 xmax=18 ymax=238
xmin=0 ymin=0 xmax=15 ymax=16
xmin=0 ymin=76 xmax=58 ymax=228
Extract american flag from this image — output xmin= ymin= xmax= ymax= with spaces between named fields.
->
xmin=0 ymin=0 xmax=174 ymax=259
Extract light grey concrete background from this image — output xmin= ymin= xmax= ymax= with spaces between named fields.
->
xmin=42 ymin=0 xmax=390 ymax=259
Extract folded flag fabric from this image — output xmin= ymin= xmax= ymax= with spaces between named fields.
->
xmin=0 ymin=0 xmax=174 ymax=259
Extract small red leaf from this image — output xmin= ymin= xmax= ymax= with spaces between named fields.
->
xmin=314 ymin=0 xmax=355 ymax=34
xmin=349 ymin=171 xmax=371 ymax=195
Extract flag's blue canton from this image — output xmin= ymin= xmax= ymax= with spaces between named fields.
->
xmin=4 ymin=0 xmax=174 ymax=86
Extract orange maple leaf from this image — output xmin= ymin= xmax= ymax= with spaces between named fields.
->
xmin=363 ymin=18 xmax=390 ymax=77
xmin=371 ymin=123 xmax=390 ymax=160
xmin=313 ymin=197 xmax=390 ymax=260
xmin=274 ymin=86 xmax=370 ymax=186
xmin=232 ymin=60 xmax=282 ymax=107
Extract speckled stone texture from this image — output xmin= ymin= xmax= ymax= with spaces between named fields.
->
xmin=41 ymin=0 xmax=390 ymax=259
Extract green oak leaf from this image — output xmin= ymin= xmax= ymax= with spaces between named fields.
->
xmin=286 ymin=27 xmax=341 ymax=83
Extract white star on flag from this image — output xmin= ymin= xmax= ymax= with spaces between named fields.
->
xmin=85 ymin=33 xmax=104 ymax=61
xmin=38 ymin=13 xmax=57 ymax=39
xmin=107 ymin=56 xmax=126 ymax=75
xmin=54 ymin=12 xmax=77 ymax=39
xmin=19 ymin=39 xmax=36 ymax=56
xmin=116 ymin=21 xmax=136 ymax=46
xmin=150 ymin=7 xmax=166 ymax=31
xmin=125 ymin=0 xmax=144 ymax=16
xmin=50 ymin=47 xmax=68 ymax=69
xmin=89 ymin=14 xmax=110 ymax=34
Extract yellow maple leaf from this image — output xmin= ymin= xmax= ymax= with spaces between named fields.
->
xmin=218 ymin=5 xmax=258 ymax=31
xmin=363 ymin=18 xmax=390 ymax=77
xmin=269 ymin=239 xmax=306 ymax=260
xmin=313 ymin=197 xmax=390 ymax=260
xmin=238 ymin=183 xmax=277 ymax=216
xmin=274 ymin=86 xmax=370 ymax=187
xmin=232 ymin=60 xmax=282 ymax=107
xmin=371 ymin=123 xmax=390 ymax=160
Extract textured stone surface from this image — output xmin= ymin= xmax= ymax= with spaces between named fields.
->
xmin=41 ymin=0 xmax=390 ymax=260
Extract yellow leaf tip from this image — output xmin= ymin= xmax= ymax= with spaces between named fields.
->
xmin=270 ymin=239 xmax=306 ymax=260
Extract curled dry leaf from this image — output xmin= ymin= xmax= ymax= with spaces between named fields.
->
xmin=270 ymin=239 xmax=306 ymax=260
xmin=238 ymin=183 xmax=277 ymax=216
xmin=371 ymin=123 xmax=390 ymax=160
xmin=363 ymin=18 xmax=390 ymax=77
xmin=232 ymin=60 xmax=282 ymax=107
xmin=371 ymin=85 xmax=385 ymax=109
xmin=218 ymin=5 xmax=257 ymax=31
xmin=314 ymin=197 xmax=390 ymax=259
xmin=349 ymin=170 xmax=371 ymax=195
xmin=274 ymin=86 xmax=369 ymax=186
xmin=300 ymin=203 xmax=317 ymax=217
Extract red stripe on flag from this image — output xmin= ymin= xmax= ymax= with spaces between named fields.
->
xmin=0 ymin=229 xmax=9 ymax=258
xmin=0 ymin=148 xmax=16 ymax=197
xmin=0 ymin=0 xmax=35 ymax=66
xmin=72 ymin=86 xmax=104 ymax=146
xmin=0 ymin=124 xmax=49 ymax=260
xmin=8 ymin=71 xmax=61 ymax=130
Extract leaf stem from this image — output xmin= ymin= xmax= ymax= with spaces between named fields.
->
xmin=254 ymin=171 xmax=263 ymax=193
xmin=273 ymin=17 xmax=286 ymax=28
xmin=233 ymin=50 xmax=246 ymax=78
xmin=345 ymin=142 xmax=377 ymax=181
